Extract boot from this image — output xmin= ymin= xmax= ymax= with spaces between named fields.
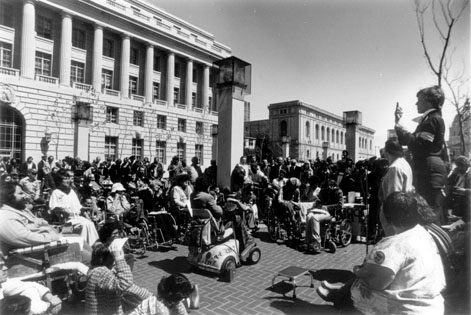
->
xmin=189 ymin=284 xmax=200 ymax=309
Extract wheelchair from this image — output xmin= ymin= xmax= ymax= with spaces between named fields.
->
xmin=319 ymin=207 xmax=353 ymax=253
xmin=6 ymin=240 xmax=86 ymax=300
xmin=266 ymin=199 xmax=304 ymax=244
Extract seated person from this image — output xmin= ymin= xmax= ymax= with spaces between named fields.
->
xmin=106 ymin=183 xmax=133 ymax=219
xmin=18 ymin=168 xmax=42 ymax=206
xmin=234 ymin=181 xmax=259 ymax=230
xmin=275 ymin=178 xmax=303 ymax=241
xmin=0 ymin=253 xmax=62 ymax=315
xmin=86 ymin=242 xmax=151 ymax=315
xmin=303 ymin=179 xmax=344 ymax=253
xmin=191 ymin=176 xmax=223 ymax=220
xmin=49 ymin=169 xmax=99 ymax=246
xmin=317 ymin=192 xmax=445 ymax=314
xmin=0 ymin=182 xmax=92 ymax=263
xmin=129 ymin=273 xmax=199 ymax=315
xmin=95 ymin=221 xmax=135 ymax=271
xmin=0 ymin=295 xmax=32 ymax=315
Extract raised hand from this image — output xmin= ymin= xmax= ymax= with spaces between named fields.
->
xmin=394 ymin=102 xmax=403 ymax=123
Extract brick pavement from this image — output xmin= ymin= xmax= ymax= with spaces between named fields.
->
xmin=130 ymin=223 xmax=366 ymax=315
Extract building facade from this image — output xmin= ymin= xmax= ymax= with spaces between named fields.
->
xmin=0 ymin=0 xmax=230 ymax=167
xmin=448 ymin=106 xmax=471 ymax=159
xmin=245 ymin=100 xmax=375 ymax=162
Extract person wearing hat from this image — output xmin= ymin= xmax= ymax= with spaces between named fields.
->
xmin=379 ymin=139 xmax=414 ymax=204
xmin=129 ymin=273 xmax=199 ymax=315
xmin=106 ymin=183 xmax=132 ymax=219
xmin=446 ymin=156 xmax=471 ymax=222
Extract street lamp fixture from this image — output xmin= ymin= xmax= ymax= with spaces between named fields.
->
xmin=213 ymin=57 xmax=251 ymax=94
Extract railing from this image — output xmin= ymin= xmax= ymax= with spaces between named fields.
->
xmin=73 ymin=82 xmax=92 ymax=91
xmin=195 ymin=38 xmax=207 ymax=46
xmin=0 ymin=67 xmax=19 ymax=77
xmin=155 ymin=21 xmax=171 ymax=30
xmin=133 ymin=10 xmax=150 ymax=22
xmin=105 ymin=89 xmax=120 ymax=97
xmin=153 ymin=99 xmax=167 ymax=106
xmin=132 ymin=94 xmax=145 ymax=102
xmin=211 ymin=110 xmax=218 ymax=116
xmin=106 ymin=0 xmax=125 ymax=11
xmin=177 ymin=30 xmax=189 ymax=38
xmin=211 ymin=45 xmax=222 ymax=53
xmin=176 ymin=103 xmax=187 ymax=109
xmin=193 ymin=106 xmax=203 ymax=113
xmin=35 ymin=74 xmax=58 ymax=85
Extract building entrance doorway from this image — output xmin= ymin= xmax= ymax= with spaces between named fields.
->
xmin=0 ymin=105 xmax=24 ymax=161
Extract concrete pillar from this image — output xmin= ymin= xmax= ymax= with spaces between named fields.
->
xmin=92 ymin=24 xmax=103 ymax=91
xmin=166 ymin=52 xmax=175 ymax=107
xmin=216 ymin=86 xmax=246 ymax=189
xmin=120 ymin=34 xmax=130 ymax=98
xmin=59 ymin=12 xmax=72 ymax=86
xmin=185 ymin=58 xmax=193 ymax=107
xmin=144 ymin=44 xmax=154 ymax=103
xmin=203 ymin=65 xmax=209 ymax=110
xmin=21 ymin=0 xmax=36 ymax=79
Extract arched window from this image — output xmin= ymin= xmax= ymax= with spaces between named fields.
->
xmin=340 ymin=131 xmax=343 ymax=144
xmin=359 ymin=136 xmax=362 ymax=148
xmin=331 ymin=129 xmax=335 ymax=143
xmin=321 ymin=126 xmax=325 ymax=141
xmin=280 ymin=120 xmax=287 ymax=137
xmin=370 ymin=140 xmax=372 ymax=150
xmin=336 ymin=130 xmax=339 ymax=143
xmin=307 ymin=150 xmax=310 ymax=159
xmin=326 ymin=127 xmax=330 ymax=142
xmin=305 ymin=121 xmax=310 ymax=138
xmin=315 ymin=124 xmax=319 ymax=140
xmin=0 ymin=106 xmax=24 ymax=161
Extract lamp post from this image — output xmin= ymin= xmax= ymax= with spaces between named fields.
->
xmin=213 ymin=57 xmax=251 ymax=189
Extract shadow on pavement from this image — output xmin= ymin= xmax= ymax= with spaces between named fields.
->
xmin=148 ymin=256 xmax=191 ymax=274
xmin=264 ymin=296 xmax=341 ymax=315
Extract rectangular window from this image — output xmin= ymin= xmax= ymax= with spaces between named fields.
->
xmin=195 ymin=121 xmax=203 ymax=135
xmin=192 ymin=69 xmax=197 ymax=82
xmin=130 ymin=47 xmax=139 ymax=65
xmin=106 ymin=107 xmax=118 ymax=123
xmin=0 ymin=3 xmax=13 ymax=27
xmin=152 ymin=82 xmax=160 ymax=101
xmin=103 ymin=39 xmax=114 ymax=58
xmin=177 ymin=142 xmax=186 ymax=161
xmin=35 ymin=52 xmax=52 ymax=76
xmin=208 ymin=96 xmax=213 ymax=111
xmin=157 ymin=115 xmax=166 ymax=130
xmin=156 ymin=141 xmax=166 ymax=164
xmin=133 ymin=111 xmax=144 ymax=127
xmin=70 ymin=61 xmax=84 ymax=84
xmin=173 ymin=87 xmax=179 ymax=104
xmin=129 ymin=76 xmax=138 ymax=95
xmin=132 ymin=138 xmax=143 ymax=160
xmin=174 ymin=63 xmax=181 ymax=78
xmin=192 ymin=92 xmax=197 ymax=107
xmin=36 ymin=15 xmax=52 ymax=39
xmin=102 ymin=69 xmax=113 ymax=89
xmin=178 ymin=118 xmax=186 ymax=132
xmin=72 ymin=28 xmax=86 ymax=49
xmin=195 ymin=144 xmax=203 ymax=163
xmin=0 ymin=42 xmax=12 ymax=68
xmin=105 ymin=136 xmax=118 ymax=160
xmin=153 ymin=56 xmax=161 ymax=71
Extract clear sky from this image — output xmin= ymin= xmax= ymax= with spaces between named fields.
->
xmin=148 ymin=0 xmax=469 ymax=152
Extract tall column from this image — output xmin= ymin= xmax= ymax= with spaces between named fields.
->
xmin=144 ymin=44 xmax=154 ymax=103
xmin=202 ymin=65 xmax=210 ymax=110
xmin=166 ymin=52 xmax=175 ymax=107
xmin=120 ymin=34 xmax=130 ymax=98
xmin=92 ymin=24 xmax=103 ymax=91
xmin=21 ymin=0 xmax=36 ymax=79
xmin=185 ymin=58 xmax=193 ymax=107
xmin=59 ymin=12 xmax=72 ymax=86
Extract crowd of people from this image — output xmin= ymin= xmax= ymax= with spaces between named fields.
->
xmin=0 ymin=85 xmax=469 ymax=314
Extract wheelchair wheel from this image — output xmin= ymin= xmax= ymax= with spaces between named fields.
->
xmin=327 ymin=239 xmax=337 ymax=253
xmin=222 ymin=256 xmax=237 ymax=282
xmin=247 ymin=247 xmax=261 ymax=265
xmin=339 ymin=219 xmax=353 ymax=247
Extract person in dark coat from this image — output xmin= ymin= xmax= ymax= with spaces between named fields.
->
xmin=395 ymin=85 xmax=448 ymax=223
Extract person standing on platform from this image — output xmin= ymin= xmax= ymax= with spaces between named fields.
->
xmin=395 ymin=85 xmax=448 ymax=223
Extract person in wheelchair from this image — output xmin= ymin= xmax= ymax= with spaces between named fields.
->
xmin=275 ymin=177 xmax=303 ymax=243
xmin=169 ymin=172 xmax=193 ymax=236
xmin=107 ymin=183 xmax=133 ymax=220
xmin=0 ymin=252 xmax=62 ymax=315
xmin=0 ymin=182 xmax=93 ymax=264
xmin=49 ymin=169 xmax=99 ymax=246
xmin=234 ymin=180 xmax=259 ymax=231
xmin=190 ymin=176 xmax=223 ymax=220
xmin=302 ymin=179 xmax=344 ymax=254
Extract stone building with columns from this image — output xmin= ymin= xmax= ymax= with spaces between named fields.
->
xmin=0 ymin=0 xmax=229 ymax=167
xmin=245 ymin=100 xmax=375 ymax=162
